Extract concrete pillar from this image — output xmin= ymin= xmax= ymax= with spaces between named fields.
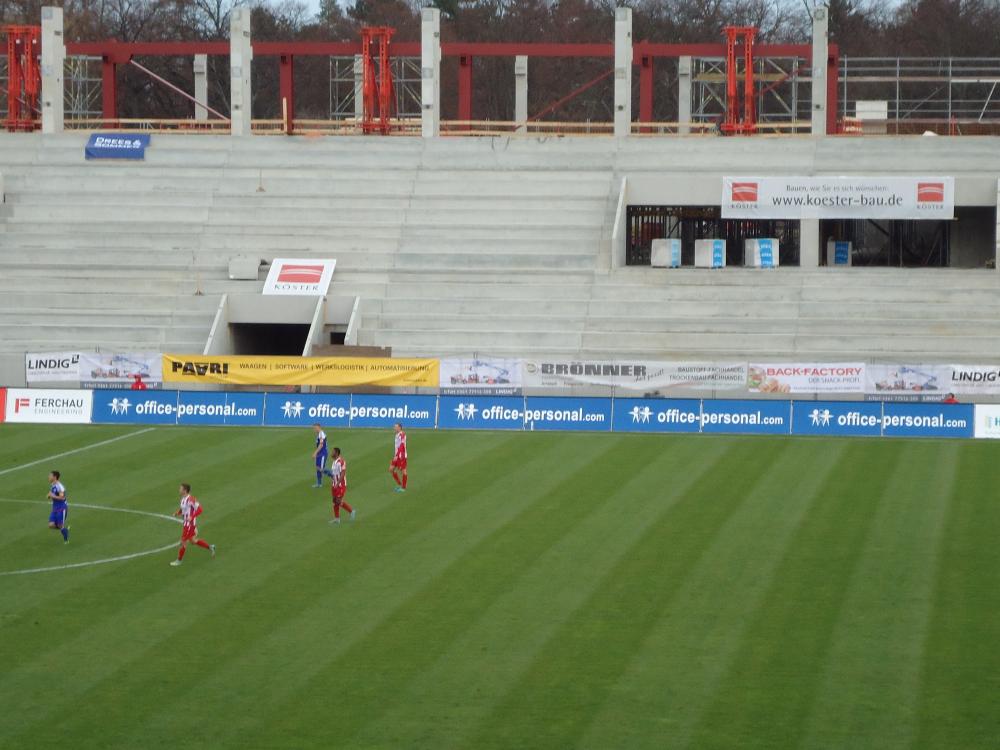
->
xmin=421 ymin=8 xmax=441 ymax=138
xmin=193 ymin=54 xmax=208 ymax=121
xmin=800 ymin=218 xmax=820 ymax=267
xmin=678 ymin=55 xmax=692 ymax=135
xmin=614 ymin=7 xmax=632 ymax=137
xmin=811 ymin=5 xmax=829 ymax=136
xmin=353 ymin=55 xmax=364 ymax=123
xmin=514 ymin=55 xmax=528 ymax=133
xmin=40 ymin=7 xmax=65 ymax=134
xmin=995 ymin=179 xmax=1000 ymax=270
xmin=229 ymin=7 xmax=253 ymax=136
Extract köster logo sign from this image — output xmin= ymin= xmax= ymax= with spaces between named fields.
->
xmin=917 ymin=182 xmax=945 ymax=203
xmin=730 ymin=182 xmax=758 ymax=203
xmin=276 ymin=264 xmax=324 ymax=283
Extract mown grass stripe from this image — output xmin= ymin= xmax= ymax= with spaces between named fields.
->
xmin=684 ymin=440 xmax=905 ymax=748
xmin=349 ymin=434 xmax=732 ymax=748
xmin=799 ymin=441 xmax=959 ymax=749
xmin=577 ymin=438 xmax=850 ymax=750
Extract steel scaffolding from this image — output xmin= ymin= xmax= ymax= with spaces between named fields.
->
xmin=329 ymin=55 xmax=421 ymax=122
xmin=65 ymin=55 xmax=102 ymax=120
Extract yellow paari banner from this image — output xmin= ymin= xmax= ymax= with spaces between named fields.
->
xmin=162 ymin=355 xmax=439 ymax=388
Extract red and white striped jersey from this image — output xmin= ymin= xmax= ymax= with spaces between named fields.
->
xmin=179 ymin=495 xmax=202 ymax=525
xmin=330 ymin=456 xmax=347 ymax=489
xmin=394 ymin=430 xmax=407 ymax=460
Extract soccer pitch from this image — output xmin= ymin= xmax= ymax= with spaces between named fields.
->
xmin=1 ymin=424 xmax=998 ymax=749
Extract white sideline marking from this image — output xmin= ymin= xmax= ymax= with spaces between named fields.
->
xmin=0 ymin=427 xmax=156 ymax=477
xmin=0 ymin=498 xmax=181 ymax=577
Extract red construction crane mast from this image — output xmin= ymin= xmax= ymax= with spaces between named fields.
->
xmin=360 ymin=27 xmax=395 ymax=135
xmin=721 ymin=26 xmax=756 ymax=135
xmin=4 ymin=25 xmax=41 ymax=132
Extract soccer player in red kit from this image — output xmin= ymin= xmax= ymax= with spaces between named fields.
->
xmin=329 ymin=447 xmax=356 ymax=524
xmin=390 ymin=422 xmax=408 ymax=492
xmin=170 ymin=483 xmax=215 ymax=566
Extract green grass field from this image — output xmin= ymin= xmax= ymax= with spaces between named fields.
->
xmin=1 ymin=424 xmax=998 ymax=749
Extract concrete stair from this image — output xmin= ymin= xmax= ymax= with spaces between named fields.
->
xmin=0 ymin=132 xmax=998 ymax=388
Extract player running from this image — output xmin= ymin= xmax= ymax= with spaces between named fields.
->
xmin=389 ymin=422 xmax=408 ymax=492
xmin=328 ymin=447 xmax=356 ymax=525
xmin=313 ymin=423 xmax=333 ymax=488
xmin=47 ymin=470 xmax=70 ymax=543
xmin=171 ymin=483 xmax=215 ymax=567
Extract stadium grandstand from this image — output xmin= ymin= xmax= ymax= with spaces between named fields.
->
xmin=0 ymin=7 xmax=998 ymax=386
xmin=5 ymin=4 xmax=1000 ymax=749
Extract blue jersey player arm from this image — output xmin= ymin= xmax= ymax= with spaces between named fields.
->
xmin=48 ymin=483 xmax=65 ymax=501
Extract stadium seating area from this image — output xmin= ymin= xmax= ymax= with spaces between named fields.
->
xmin=1 ymin=132 xmax=998 ymax=384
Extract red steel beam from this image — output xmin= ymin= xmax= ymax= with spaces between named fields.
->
xmin=639 ymin=54 xmax=653 ymax=128
xmin=279 ymin=54 xmax=294 ymax=133
xmin=457 ymin=55 xmax=473 ymax=125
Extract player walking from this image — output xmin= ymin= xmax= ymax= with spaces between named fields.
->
xmin=47 ymin=470 xmax=70 ymax=543
xmin=313 ymin=423 xmax=333 ymax=488
xmin=171 ymin=483 xmax=215 ymax=567
xmin=329 ymin=447 xmax=356 ymax=524
xmin=389 ymin=422 xmax=408 ymax=492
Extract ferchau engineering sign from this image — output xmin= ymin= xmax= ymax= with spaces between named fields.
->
xmin=722 ymin=176 xmax=955 ymax=220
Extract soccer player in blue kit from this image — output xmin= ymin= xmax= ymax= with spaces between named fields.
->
xmin=312 ymin=424 xmax=333 ymax=488
xmin=47 ymin=470 xmax=70 ymax=543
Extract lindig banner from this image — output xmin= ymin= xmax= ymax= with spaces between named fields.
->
xmin=722 ymin=176 xmax=955 ymax=220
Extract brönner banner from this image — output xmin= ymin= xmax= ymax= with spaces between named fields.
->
xmin=521 ymin=360 xmax=747 ymax=391
xmin=722 ymin=176 xmax=955 ymax=220
xmin=748 ymin=363 xmax=866 ymax=394
xmin=162 ymin=355 xmax=439 ymax=388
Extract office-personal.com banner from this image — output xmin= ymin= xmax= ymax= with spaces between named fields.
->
xmin=17 ymin=390 xmax=968 ymax=439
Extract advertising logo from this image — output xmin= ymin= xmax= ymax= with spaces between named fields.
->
xmin=523 ymin=397 xmax=612 ymax=432
xmin=348 ymin=395 xmax=437 ymax=429
xmin=439 ymin=396 xmax=525 ymax=430
xmin=700 ymin=399 xmax=790 ymax=434
xmin=917 ymin=182 xmax=945 ymax=203
xmin=974 ymin=405 xmax=1000 ymax=439
xmin=276 ymin=264 xmax=325 ymax=283
xmin=92 ymin=390 xmax=177 ymax=424
xmin=881 ymin=402 xmax=973 ymax=439
xmin=612 ymin=398 xmax=701 ymax=433
xmin=731 ymin=182 xmax=758 ymax=202
xmin=5 ymin=389 xmax=93 ymax=424
xmin=792 ymin=401 xmax=882 ymax=436
xmin=262 ymin=393 xmax=350 ymax=427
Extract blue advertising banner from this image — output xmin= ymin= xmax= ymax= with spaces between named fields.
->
xmin=91 ymin=389 xmax=178 ymax=424
xmin=176 ymin=392 xmax=264 ymax=426
xmin=262 ymin=393 xmax=350 ymax=427
xmin=349 ymin=394 xmax=438 ymax=429
xmin=85 ymin=133 xmax=151 ymax=160
xmin=792 ymin=400 xmax=882 ymax=437
xmin=438 ymin=396 xmax=525 ymax=430
xmin=759 ymin=239 xmax=775 ymax=268
xmin=834 ymin=241 xmax=851 ymax=265
xmin=700 ymin=399 xmax=790 ymax=435
xmin=881 ymin=402 xmax=974 ymax=439
xmin=226 ymin=393 xmax=266 ymax=425
xmin=176 ymin=391 xmax=228 ymax=425
xmin=712 ymin=240 xmax=725 ymax=268
xmin=523 ymin=397 xmax=612 ymax=432
xmin=612 ymin=398 xmax=701 ymax=433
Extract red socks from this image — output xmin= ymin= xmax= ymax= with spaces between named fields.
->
xmin=178 ymin=546 xmax=187 ymax=561
xmin=333 ymin=505 xmax=340 ymax=519
xmin=402 ymin=474 xmax=408 ymax=489
xmin=195 ymin=540 xmax=210 ymax=550
xmin=341 ymin=502 xmax=353 ymax=513
xmin=391 ymin=470 xmax=401 ymax=486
